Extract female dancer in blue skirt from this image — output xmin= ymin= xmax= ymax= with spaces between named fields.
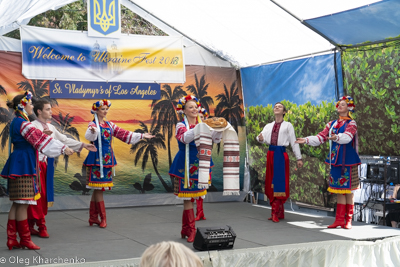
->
xmin=169 ymin=96 xmax=222 ymax=242
xmin=84 ymin=99 xmax=153 ymax=228
xmin=296 ymin=96 xmax=360 ymax=229
xmin=2 ymin=92 xmax=74 ymax=250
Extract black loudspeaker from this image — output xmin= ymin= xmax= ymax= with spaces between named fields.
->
xmin=193 ymin=225 xmax=236 ymax=251
xmin=367 ymin=163 xmax=384 ymax=180
xmin=388 ymin=161 xmax=399 ymax=184
xmin=367 ymin=161 xmax=400 ymax=184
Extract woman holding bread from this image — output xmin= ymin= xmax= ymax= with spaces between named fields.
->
xmin=257 ymin=102 xmax=303 ymax=222
xmin=169 ymin=96 xmax=222 ymax=242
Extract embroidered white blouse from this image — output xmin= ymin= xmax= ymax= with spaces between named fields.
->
xmin=31 ymin=119 xmax=83 ymax=162
xmin=85 ymin=121 xmax=142 ymax=145
xmin=256 ymin=121 xmax=302 ymax=160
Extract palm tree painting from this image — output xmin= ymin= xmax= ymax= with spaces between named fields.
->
xmin=186 ymin=74 xmax=214 ymax=113
xmin=151 ymin=84 xmax=186 ymax=168
xmin=0 ymin=183 xmax=7 ymax=197
xmin=69 ymin=165 xmax=91 ymax=195
xmin=0 ymin=107 xmax=13 ymax=151
xmin=51 ymin=112 xmax=80 ymax=172
xmin=0 ymin=85 xmax=6 ymax=95
xmin=17 ymin=79 xmax=58 ymax=107
xmin=130 ymin=121 xmax=173 ymax=192
xmin=0 ymin=86 xmax=11 ymax=151
xmin=133 ymin=173 xmax=155 ymax=193
xmin=215 ymin=80 xmax=244 ymax=133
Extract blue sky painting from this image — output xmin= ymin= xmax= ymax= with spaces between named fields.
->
xmin=241 ymin=53 xmax=343 ymax=107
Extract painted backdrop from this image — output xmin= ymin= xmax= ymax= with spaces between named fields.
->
xmin=0 ymin=51 xmax=245 ymax=200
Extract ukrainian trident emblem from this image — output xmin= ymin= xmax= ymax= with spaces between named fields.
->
xmin=89 ymin=0 xmax=120 ymax=36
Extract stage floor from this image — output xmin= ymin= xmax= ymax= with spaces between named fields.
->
xmin=1 ymin=202 xmax=400 ymax=266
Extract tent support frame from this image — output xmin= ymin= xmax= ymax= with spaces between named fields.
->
xmin=270 ymin=0 xmax=340 ymax=50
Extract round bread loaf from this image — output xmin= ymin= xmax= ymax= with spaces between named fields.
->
xmin=204 ymin=117 xmax=228 ymax=128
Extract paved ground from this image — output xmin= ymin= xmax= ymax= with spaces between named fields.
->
xmin=1 ymin=202 xmax=399 ymax=266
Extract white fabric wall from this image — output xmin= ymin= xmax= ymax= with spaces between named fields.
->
xmin=0 ymin=36 xmax=20 ymax=52
xmin=40 ymin=236 xmax=400 ymax=267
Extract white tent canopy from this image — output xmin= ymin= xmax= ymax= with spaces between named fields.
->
xmin=0 ymin=0 xmax=231 ymax=67
xmin=0 ymin=35 xmax=20 ymax=51
xmin=0 ymin=0 xmax=383 ymax=67
xmin=125 ymin=0 xmax=334 ymax=67
xmin=0 ymin=0 xmax=77 ymax=36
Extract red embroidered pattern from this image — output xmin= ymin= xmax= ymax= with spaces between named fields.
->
xmin=21 ymin=122 xmax=52 ymax=151
xmin=270 ymin=121 xmax=282 ymax=146
xmin=110 ymin=122 xmax=130 ymax=143
xmin=89 ymin=121 xmax=133 ymax=144
xmin=176 ymin=123 xmax=195 ymax=143
xmin=317 ymin=120 xmax=357 ymax=144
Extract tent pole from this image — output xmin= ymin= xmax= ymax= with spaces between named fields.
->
xmin=270 ymin=0 xmax=340 ymax=50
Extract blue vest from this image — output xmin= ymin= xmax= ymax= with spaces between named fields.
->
xmin=1 ymin=117 xmax=37 ymax=178
xmin=325 ymin=120 xmax=361 ymax=167
xmin=169 ymin=122 xmax=214 ymax=179
xmin=83 ymin=121 xmax=117 ymax=167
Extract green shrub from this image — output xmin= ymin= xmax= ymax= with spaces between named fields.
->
xmin=342 ymin=42 xmax=400 ymax=155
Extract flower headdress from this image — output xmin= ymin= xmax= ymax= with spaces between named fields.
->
xmin=91 ymin=99 xmax=111 ymax=114
xmin=336 ymin=96 xmax=355 ymax=118
xmin=199 ymin=108 xmax=209 ymax=119
xmin=176 ymin=95 xmax=200 ymax=114
xmin=17 ymin=91 xmax=33 ymax=111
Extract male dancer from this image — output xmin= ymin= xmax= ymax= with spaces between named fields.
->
xmin=28 ymin=100 xmax=96 ymax=237
xmin=257 ymin=102 xmax=303 ymax=222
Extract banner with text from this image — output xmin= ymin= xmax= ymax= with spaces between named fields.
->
xmin=21 ymin=26 xmax=185 ymax=83
xmin=50 ymin=81 xmax=160 ymax=99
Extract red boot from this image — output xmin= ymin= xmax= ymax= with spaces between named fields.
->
xmin=37 ymin=218 xmax=49 ymax=238
xmin=268 ymin=200 xmax=274 ymax=221
xmin=195 ymin=198 xmax=206 ymax=221
xmin=327 ymin=204 xmax=346 ymax=228
xmin=186 ymin=209 xmax=196 ymax=243
xmin=344 ymin=204 xmax=354 ymax=229
xmin=268 ymin=200 xmax=280 ymax=222
xmin=278 ymin=201 xmax=285 ymax=220
xmin=88 ymin=201 xmax=101 ymax=226
xmin=17 ymin=220 xmax=40 ymax=250
xmin=7 ymin=219 xmax=21 ymax=250
xmin=97 ymin=201 xmax=107 ymax=228
xmin=181 ymin=210 xmax=190 ymax=239
xmin=28 ymin=219 xmax=39 ymax=235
